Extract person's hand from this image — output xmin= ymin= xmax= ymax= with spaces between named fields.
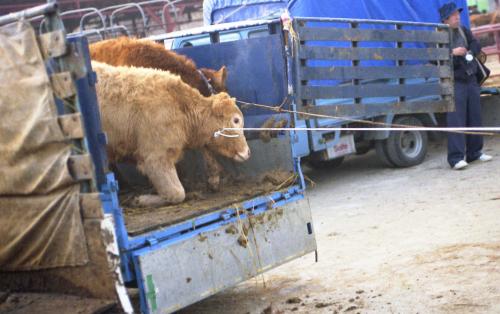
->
xmin=452 ymin=47 xmax=467 ymax=56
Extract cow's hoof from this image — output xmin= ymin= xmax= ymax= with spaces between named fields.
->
xmin=208 ymin=176 xmax=220 ymax=192
xmin=131 ymin=195 xmax=171 ymax=208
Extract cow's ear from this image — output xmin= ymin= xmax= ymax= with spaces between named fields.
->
xmin=214 ymin=66 xmax=227 ymax=84
xmin=211 ymin=92 xmax=232 ymax=116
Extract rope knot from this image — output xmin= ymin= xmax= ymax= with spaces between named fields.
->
xmin=214 ymin=129 xmax=241 ymax=138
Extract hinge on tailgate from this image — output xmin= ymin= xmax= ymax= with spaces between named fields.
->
xmin=220 ymin=211 xmax=232 ymax=221
xmin=146 ymin=237 xmax=158 ymax=247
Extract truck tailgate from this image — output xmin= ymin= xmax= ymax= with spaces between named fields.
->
xmin=133 ymin=198 xmax=315 ymax=314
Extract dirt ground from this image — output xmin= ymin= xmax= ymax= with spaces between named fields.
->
xmin=180 ymin=136 xmax=500 ymax=314
xmin=0 ymin=292 xmax=115 ymax=314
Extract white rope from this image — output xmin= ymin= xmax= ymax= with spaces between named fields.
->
xmin=214 ymin=130 xmax=240 ymax=138
xmin=214 ymin=127 xmax=500 ymax=138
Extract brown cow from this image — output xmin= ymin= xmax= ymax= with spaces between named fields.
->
xmin=470 ymin=12 xmax=500 ymax=27
xmin=89 ymin=37 xmax=227 ymax=97
xmin=92 ymin=61 xmax=250 ymax=207
xmin=89 ymin=37 xmax=229 ymax=191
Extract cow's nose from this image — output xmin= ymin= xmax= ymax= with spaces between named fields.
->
xmin=236 ymin=146 xmax=251 ymax=162
xmin=242 ymin=146 xmax=251 ymax=159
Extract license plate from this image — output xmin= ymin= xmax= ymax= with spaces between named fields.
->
xmin=326 ymin=134 xmax=356 ymax=159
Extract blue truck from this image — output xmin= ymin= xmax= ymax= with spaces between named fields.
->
xmin=151 ymin=0 xmax=471 ymax=168
xmin=0 ymin=1 xmax=455 ymax=314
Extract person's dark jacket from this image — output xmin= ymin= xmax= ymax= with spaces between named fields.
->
xmin=453 ymin=26 xmax=482 ymax=83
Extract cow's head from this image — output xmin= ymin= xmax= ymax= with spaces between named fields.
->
xmin=207 ymin=93 xmax=250 ymax=162
xmin=200 ymin=66 xmax=228 ymax=94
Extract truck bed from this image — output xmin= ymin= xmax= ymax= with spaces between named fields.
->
xmin=120 ymin=170 xmax=296 ymax=236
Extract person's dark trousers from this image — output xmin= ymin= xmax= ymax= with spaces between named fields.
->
xmin=447 ymin=76 xmax=483 ymax=167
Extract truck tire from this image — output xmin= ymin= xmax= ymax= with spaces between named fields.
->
xmin=375 ymin=140 xmax=395 ymax=167
xmin=377 ymin=116 xmax=428 ymax=167
xmin=355 ymin=141 xmax=373 ymax=155
xmin=307 ymin=156 xmax=345 ymax=169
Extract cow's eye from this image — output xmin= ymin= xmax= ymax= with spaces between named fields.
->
xmin=233 ymin=117 xmax=240 ymax=124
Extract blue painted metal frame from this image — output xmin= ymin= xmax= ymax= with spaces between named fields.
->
xmin=67 ymin=36 xmax=110 ymax=188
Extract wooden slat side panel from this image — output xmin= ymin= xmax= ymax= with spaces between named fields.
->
xmin=300 ymin=99 xmax=452 ymax=117
xmin=299 ymin=47 xmax=450 ymax=61
xmin=299 ymin=65 xmax=451 ymax=80
xmin=298 ymin=27 xmax=450 ymax=44
xmin=301 ymin=83 xmax=453 ymax=99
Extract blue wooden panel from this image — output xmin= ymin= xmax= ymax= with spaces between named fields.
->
xmin=300 ymin=65 xmax=450 ymax=80
xmin=302 ymin=82 xmax=452 ymax=99
xmin=302 ymin=99 xmax=453 ymax=117
xmin=299 ymin=46 xmax=450 ymax=61
xmin=293 ymin=17 xmax=454 ymax=117
xmin=297 ymin=27 xmax=450 ymax=43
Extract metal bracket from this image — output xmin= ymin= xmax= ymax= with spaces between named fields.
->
xmin=80 ymin=193 xmax=105 ymax=219
xmin=220 ymin=211 xmax=232 ymax=221
xmin=39 ymin=29 xmax=67 ymax=59
xmin=68 ymin=154 xmax=94 ymax=181
xmin=146 ymin=237 xmax=158 ymax=247
xmin=51 ymin=71 xmax=76 ymax=99
xmin=58 ymin=113 xmax=84 ymax=139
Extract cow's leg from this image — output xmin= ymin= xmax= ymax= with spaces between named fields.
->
xmin=133 ymin=158 xmax=185 ymax=207
xmin=202 ymin=148 xmax=222 ymax=192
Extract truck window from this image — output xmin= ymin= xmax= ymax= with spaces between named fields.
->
xmin=179 ymin=36 xmax=211 ymax=47
xmin=248 ymin=29 xmax=269 ymax=38
xmin=219 ymin=32 xmax=241 ymax=42
xmin=178 ymin=31 xmax=242 ymax=48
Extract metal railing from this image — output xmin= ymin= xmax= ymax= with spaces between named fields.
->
xmin=107 ymin=3 xmax=147 ymax=33
xmin=472 ymin=23 xmax=500 ymax=62
xmin=39 ymin=7 xmax=106 ymax=34
xmin=0 ymin=0 xmax=57 ymax=26
xmin=3 ymin=0 xmax=201 ymax=42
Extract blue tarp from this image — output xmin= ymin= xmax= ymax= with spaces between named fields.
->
xmin=203 ymin=0 xmax=470 ymax=26
xmin=203 ymin=0 xmax=288 ymax=25
xmin=288 ymin=0 xmax=470 ymax=27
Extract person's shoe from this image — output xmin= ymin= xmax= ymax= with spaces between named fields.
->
xmin=453 ymin=160 xmax=468 ymax=170
xmin=479 ymin=153 xmax=493 ymax=162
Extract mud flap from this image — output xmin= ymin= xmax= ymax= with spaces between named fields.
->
xmin=133 ymin=197 xmax=316 ymax=314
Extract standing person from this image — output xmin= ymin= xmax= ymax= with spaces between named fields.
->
xmin=439 ymin=2 xmax=493 ymax=170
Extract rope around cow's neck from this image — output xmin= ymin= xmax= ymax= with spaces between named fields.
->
xmin=197 ymin=70 xmax=216 ymax=95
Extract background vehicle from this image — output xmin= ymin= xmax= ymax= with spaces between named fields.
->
xmin=151 ymin=0 xmax=466 ymax=168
